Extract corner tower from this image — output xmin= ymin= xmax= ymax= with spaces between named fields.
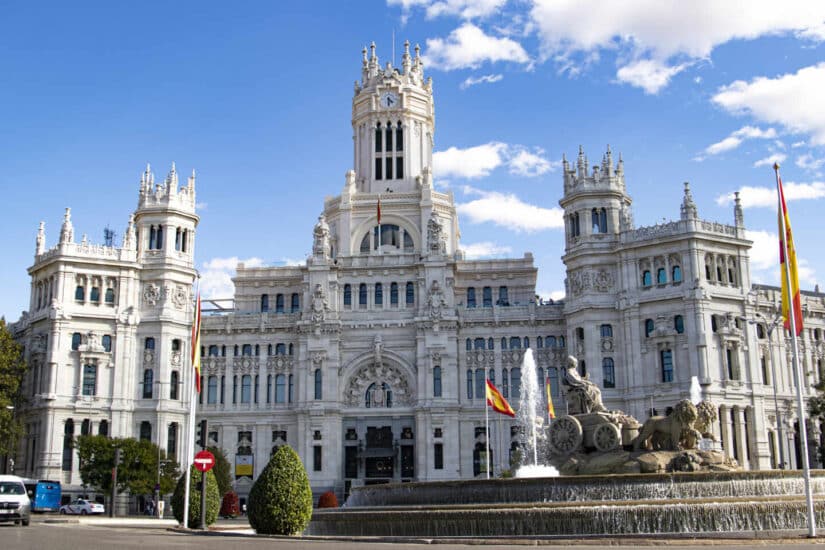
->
xmin=352 ymin=41 xmax=434 ymax=194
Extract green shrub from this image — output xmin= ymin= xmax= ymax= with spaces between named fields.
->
xmin=171 ymin=465 xmax=221 ymax=528
xmin=317 ymin=490 xmax=338 ymax=508
xmin=247 ymin=445 xmax=312 ymax=535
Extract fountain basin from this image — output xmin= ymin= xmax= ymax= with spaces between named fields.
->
xmin=309 ymin=471 xmax=825 ymax=537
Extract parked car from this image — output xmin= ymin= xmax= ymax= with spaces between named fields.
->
xmin=59 ymin=498 xmax=105 ymax=515
xmin=0 ymin=475 xmax=31 ymax=526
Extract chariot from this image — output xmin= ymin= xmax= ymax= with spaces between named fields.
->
xmin=547 ymin=411 xmax=640 ymax=454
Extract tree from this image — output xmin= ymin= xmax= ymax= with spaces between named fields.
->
xmin=75 ymin=436 xmax=180 ymax=496
xmin=206 ymin=446 xmax=232 ymax=497
xmin=0 ymin=319 xmax=26 ymax=460
xmin=247 ymin=445 xmax=312 ymax=535
xmin=171 ymin=465 xmax=220 ymax=528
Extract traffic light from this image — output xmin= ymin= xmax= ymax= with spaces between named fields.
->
xmin=197 ymin=419 xmax=208 ymax=449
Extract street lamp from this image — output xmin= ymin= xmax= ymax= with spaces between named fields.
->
xmin=748 ymin=310 xmax=786 ymax=469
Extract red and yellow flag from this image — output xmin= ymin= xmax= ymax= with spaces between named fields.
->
xmin=191 ymin=293 xmax=202 ymax=393
xmin=377 ymin=196 xmax=381 ymax=224
xmin=486 ymin=379 xmax=515 ymax=417
xmin=776 ymin=165 xmax=804 ymax=336
xmin=545 ymin=377 xmax=556 ymax=420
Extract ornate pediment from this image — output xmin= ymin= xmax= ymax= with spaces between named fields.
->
xmin=344 ymin=361 xmax=414 ymax=407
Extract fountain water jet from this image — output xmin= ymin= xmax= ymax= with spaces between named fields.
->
xmin=517 ymin=348 xmax=543 ymax=468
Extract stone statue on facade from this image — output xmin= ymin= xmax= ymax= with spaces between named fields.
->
xmin=373 ymin=334 xmax=384 ymax=367
xmin=310 ymin=284 xmax=329 ymax=324
xmin=312 ymin=214 xmax=330 ymax=259
xmin=426 ymin=280 xmax=447 ymax=321
xmin=426 ymin=215 xmax=445 ymax=255
xmin=561 ymin=355 xmax=607 ymax=415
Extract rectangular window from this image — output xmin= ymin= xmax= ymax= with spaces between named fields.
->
xmin=401 ymin=445 xmax=414 ymax=478
xmin=395 ymin=156 xmax=403 ymax=179
xmin=313 ymin=445 xmax=322 ymax=471
xmin=762 ymin=356 xmax=770 ymax=385
xmin=208 ymin=376 xmax=218 ymax=404
xmin=375 ymin=157 xmax=382 ymax=180
xmin=345 ymin=446 xmax=358 ymax=478
xmin=434 ymin=443 xmax=443 ymax=470
xmin=82 ymin=364 xmax=97 ymax=396
xmin=375 ymin=127 xmax=382 ymax=152
xmin=396 ymin=127 xmax=403 ymax=151
xmin=482 ymin=286 xmax=492 ymax=307
xmin=661 ymin=350 xmax=674 ymax=383
xmin=385 ymin=157 xmax=393 ymax=180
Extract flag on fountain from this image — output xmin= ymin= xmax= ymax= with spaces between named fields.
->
xmin=776 ymin=165 xmax=804 ymax=336
xmin=485 ymin=379 xmax=515 ymax=417
xmin=545 ymin=377 xmax=556 ymax=420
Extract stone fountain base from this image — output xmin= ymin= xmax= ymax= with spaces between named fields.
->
xmin=308 ymin=470 xmax=825 ymax=537
xmin=554 ymin=448 xmax=739 ymax=475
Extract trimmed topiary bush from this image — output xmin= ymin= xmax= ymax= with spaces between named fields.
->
xmin=171 ymin=465 xmax=221 ymax=528
xmin=247 ymin=445 xmax=313 ymax=535
xmin=220 ymin=490 xmax=240 ymax=518
xmin=317 ymin=490 xmax=338 ymax=508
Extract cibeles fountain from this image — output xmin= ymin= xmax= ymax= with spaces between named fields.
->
xmin=310 ymin=351 xmax=825 ymax=537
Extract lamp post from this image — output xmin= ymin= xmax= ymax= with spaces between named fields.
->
xmin=748 ymin=310 xmax=786 ymax=469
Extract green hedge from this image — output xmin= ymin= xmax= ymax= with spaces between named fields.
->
xmin=171 ymin=465 xmax=220 ymax=528
xmin=247 ymin=445 xmax=313 ymax=535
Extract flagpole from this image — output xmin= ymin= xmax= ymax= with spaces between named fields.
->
xmin=497 ymin=413 xmax=503 ymax=473
xmin=485 ymin=392 xmax=491 ymax=479
xmin=182 ymin=277 xmax=200 ymax=528
xmin=776 ymin=163 xmax=816 ymax=537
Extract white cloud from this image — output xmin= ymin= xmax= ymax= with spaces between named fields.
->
xmin=195 ymin=202 xmax=208 ymax=211
xmin=200 ymin=256 xmax=265 ymax=299
xmin=716 ymin=181 xmax=825 ymax=208
xmin=425 ymin=0 xmax=506 ymax=19
xmin=700 ymin=125 xmax=778 ymax=157
xmin=434 ymin=142 xmax=507 ymax=178
xmin=460 ymin=73 xmax=503 ymax=89
xmin=457 ymin=190 xmax=564 ymax=232
xmin=796 ymin=153 xmax=825 ymax=172
xmin=537 ymin=289 xmax=565 ymax=303
xmin=792 ymin=141 xmax=807 ymax=148
xmin=747 ymin=229 xmax=816 ymax=287
xmin=615 ymin=59 xmax=689 ymax=95
xmin=712 ymin=63 xmax=825 ymax=146
xmin=461 ymin=241 xmax=513 ymax=258
xmin=424 ymin=23 xmax=531 ymax=70
xmin=753 ymin=153 xmax=786 ymax=168
xmin=529 ymin=1 xmax=825 ymax=92
xmin=434 ymin=142 xmax=556 ymax=179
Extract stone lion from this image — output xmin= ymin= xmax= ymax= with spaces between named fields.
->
xmin=633 ymin=399 xmax=702 ymax=451
xmin=679 ymin=400 xmax=718 ymax=449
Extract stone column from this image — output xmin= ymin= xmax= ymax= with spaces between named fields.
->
xmin=718 ymin=405 xmax=730 ymax=457
xmin=733 ymin=406 xmax=747 ymax=468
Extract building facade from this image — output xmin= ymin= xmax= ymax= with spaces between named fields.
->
xmin=11 ymin=43 xmax=825 ymax=502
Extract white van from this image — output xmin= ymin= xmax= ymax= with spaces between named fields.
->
xmin=0 ymin=475 xmax=31 ymax=526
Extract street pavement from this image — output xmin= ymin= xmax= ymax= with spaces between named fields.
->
xmin=4 ymin=518 xmax=825 ymax=549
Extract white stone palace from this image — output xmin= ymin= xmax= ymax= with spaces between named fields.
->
xmin=10 ymin=42 xmax=825 ymax=503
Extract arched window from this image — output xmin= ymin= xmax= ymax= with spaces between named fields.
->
xmin=208 ymin=345 xmax=219 ymax=357
xmin=375 ymin=283 xmax=383 ymax=306
xmin=600 ymin=324 xmax=613 ymax=338
xmin=275 ymin=294 xmax=284 ymax=313
xmin=145 ymin=337 xmax=155 ymax=350
xmin=547 ymin=336 xmax=556 ymax=348
xmin=501 ymin=337 xmax=507 ymax=350
xmin=603 ymin=358 xmax=615 ymax=388
xmin=255 ymin=344 xmax=260 ymax=356
xmin=475 ymin=368 xmax=485 ymax=399
xmin=537 ymin=336 xmax=543 ymax=348
xmin=375 ymin=122 xmax=383 ymax=154
xmin=275 ymin=374 xmax=286 ymax=403
xmin=509 ymin=337 xmax=521 ymax=349
xmin=390 ymin=282 xmax=399 ymax=305
xmin=62 ymin=420 xmax=74 ymax=471
xmin=510 ymin=368 xmax=521 ymax=400
xmin=465 ymin=338 xmax=472 ymax=351
xmin=467 ymin=287 xmax=476 ymax=308
xmin=275 ymin=343 xmax=286 ymax=356
xmin=359 ymin=283 xmax=367 ymax=307
xmin=90 ymin=287 xmax=100 ymax=301
xmin=488 ymin=368 xmax=495 ymax=386
xmin=559 ymin=335 xmax=566 ymax=347
xmin=488 ymin=337 xmax=494 ymax=349
xmin=642 ymin=270 xmax=652 ymax=287
xmin=466 ymin=369 xmax=473 ymax=399
xmin=592 ymin=208 xmax=601 ymax=233
xmin=155 ymin=226 xmax=163 ymax=249
xmin=71 ymin=332 xmax=82 ymax=351
xmin=233 ymin=345 xmax=239 ymax=356
xmin=242 ymin=344 xmax=252 ymax=356
xmin=396 ymin=121 xmax=403 ymax=151
xmin=291 ymin=293 xmax=300 ymax=312
xmin=433 ymin=366 xmax=442 ymax=397
xmin=241 ymin=375 xmax=251 ymax=403
xmin=143 ymin=369 xmax=154 ymax=398
xmin=288 ymin=374 xmax=294 ymax=403
xmin=207 ymin=376 xmax=218 ymax=404
xmin=645 ymin=319 xmax=655 ymax=337
xmin=365 ymin=382 xmax=392 ymax=408
xmin=104 ymin=288 xmax=115 ymax=304
xmin=502 ymin=368 xmax=509 ymax=397
xmin=385 ymin=123 xmax=393 ymax=154
xmin=167 ymin=423 xmax=178 ymax=461
xmin=344 ymin=284 xmax=352 ymax=307
xmin=482 ymin=286 xmax=492 ymax=307
xmin=498 ymin=286 xmax=509 ymax=306
xmin=98 ymin=420 xmax=109 ymax=437
xmin=524 ymin=337 xmax=530 ymax=349
xmin=139 ymin=421 xmax=152 ymax=441
xmin=170 ymin=371 xmax=179 ymax=400
xmin=672 ymin=265 xmax=682 ymax=283
xmin=75 ymin=285 xmax=85 ymax=301
xmin=675 ymin=315 xmax=685 ymax=334
xmin=82 ymin=364 xmax=97 ymax=396
xmin=266 ymin=374 xmax=272 ymax=403
xmin=406 ymin=282 xmax=414 ymax=306
xmin=261 ymin=294 xmax=269 ymax=312
xmin=661 ymin=349 xmax=674 ymax=382
xmin=474 ymin=338 xmax=485 ymax=350
xmin=657 ymin=268 xmax=667 ymax=285
xmin=599 ymin=207 xmax=607 ymax=233
xmin=314 ymin=369 xmax=323 ymax=399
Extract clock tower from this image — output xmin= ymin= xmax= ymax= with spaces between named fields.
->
xmin=352 ymin=41 xmax=434 ymax=194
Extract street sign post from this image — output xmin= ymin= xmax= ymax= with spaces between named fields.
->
xmin=193 ymin=450 xmax=215 ymax=473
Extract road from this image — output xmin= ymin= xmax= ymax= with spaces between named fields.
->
xmin=3 ymin=522 xmax=825 ymax=550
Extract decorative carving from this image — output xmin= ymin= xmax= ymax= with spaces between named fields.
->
xmin=310 ymin=351 xmax=327 ymax=366
xmin=426 ymin=215 xmax=445 ymax=254
xmin=313 ymin=214 xmax=330 ymax=259
xmin=569 ymin=268 xmax=614 ymax=296
xmin=426 ymin=280 xmax=447 ymax=321
xmin=373 ymin=334 xmax=383 ymax=366
xmin=143 ymin=349 xmax=155 ymax=367
xmin=310 ymin=284 xmax=329 ymax=324
xmin=171 ymin=286 xmax=188 ymax=309
xmin=344 ymin=361 xmax=413 ymax=407
xmin=143 ymin=283 xmax=160 ymax=306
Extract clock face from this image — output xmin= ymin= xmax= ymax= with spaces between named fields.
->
xmin=380 ymin=91 xmax=398 ymax=109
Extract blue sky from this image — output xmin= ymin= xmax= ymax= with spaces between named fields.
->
xmin=2 ymin=1 xmax=825 ymax=318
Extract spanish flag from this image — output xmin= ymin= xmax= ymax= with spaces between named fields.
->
xmin=486 ymin=379 xmax=515 ymax=417
xmin=377 ymin=196 xmax=381 ymax=224
xmin=545 ymin=377 xmax=556 ymax=420
xmin=776 ymin=164 xmax=804 ymax=336
xmin=191 ymin=292 xmax=202 ymax=393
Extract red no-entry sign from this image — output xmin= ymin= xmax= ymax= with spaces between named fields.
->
xmin=193 ymin=450 xmax=216 ymax=473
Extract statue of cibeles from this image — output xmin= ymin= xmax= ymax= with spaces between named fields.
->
xmin=562 ymin=355 xmax=607 ymax=415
